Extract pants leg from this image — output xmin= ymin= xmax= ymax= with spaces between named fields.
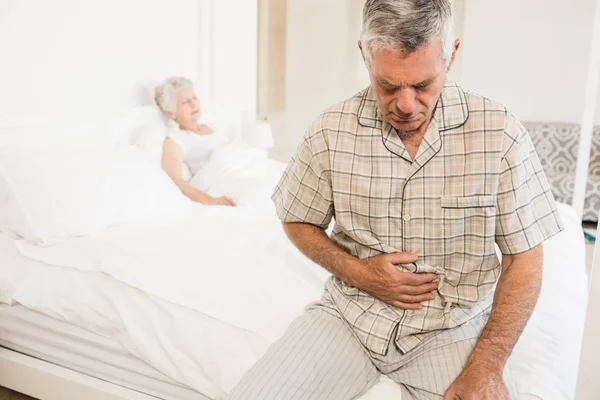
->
xmin=385 ymin=313 xmax=520 ymax=400
xmin=392 ymin=337 xmax=480 ymax=400
xmin=226 ymin=302 xmax=380 ymax=400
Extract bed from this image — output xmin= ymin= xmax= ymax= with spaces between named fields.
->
xmin=0 ymin=138 xmax=590 ymax=400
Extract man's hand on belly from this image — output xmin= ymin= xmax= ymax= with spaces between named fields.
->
xmin=359 ymin=253 xmax=438 ymax=310
xmin=281 ymin=223 xmax=437 ymax=310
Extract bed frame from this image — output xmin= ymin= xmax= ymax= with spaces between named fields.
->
xmin=0 ymin=347 xmax=158 ymax=400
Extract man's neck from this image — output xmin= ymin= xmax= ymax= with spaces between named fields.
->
xmin=399 ymin=115 xmax=434 ymax=160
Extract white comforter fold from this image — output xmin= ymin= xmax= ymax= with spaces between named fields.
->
xmin=17 ymin=206 xmax=329 ymax=342
xmin=190 ymin=141 xmax=287 ymax=210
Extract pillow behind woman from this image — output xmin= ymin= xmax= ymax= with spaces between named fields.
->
xmin=0 ymin=145 xmax=193 ymax=245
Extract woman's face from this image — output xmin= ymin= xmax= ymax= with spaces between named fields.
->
xmin=173 ymin=87 xmax=201 ymax=129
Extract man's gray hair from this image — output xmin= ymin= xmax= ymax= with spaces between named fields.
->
xmin=360 ymin=0 xmax=454 ymax=65
xmin=154 ymin=76 xmax=194 ymax=114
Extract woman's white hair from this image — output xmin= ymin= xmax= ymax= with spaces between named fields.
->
xmin=154 ymin=76 xmax=194 ymax=114
xmin=360 ymin=0 xmax=454 ymax=66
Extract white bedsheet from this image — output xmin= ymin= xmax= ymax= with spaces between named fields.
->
xmin=507 ymin=203 xmax=588 ymax=400
xmin=3 ymin=202 xmax=589 ymax=400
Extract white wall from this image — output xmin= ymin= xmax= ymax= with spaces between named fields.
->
xmin=0 ymin=0 xmax=258 ymax=144
xmin=0 ymin=0 xmax=202 ymax=116
xmin=271 ymin=0 xmax=370 ymax=160
xmin=459 ymin=0 xmax=600 ymax=124
xmin=597 ymin=86 xmax=600 ymax=124
xmin=209 ymin=1 xmax=258 ymax=128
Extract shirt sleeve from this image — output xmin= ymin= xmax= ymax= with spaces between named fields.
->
xmin=271 ymin=122 xmax=334 ymax=229
xmin=495 ymin=114 xmax=564 ymax=254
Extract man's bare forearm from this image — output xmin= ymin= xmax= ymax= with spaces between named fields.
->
xmin=282 ymin=222 xmax=365 ymax=287
xmin=465 ymin=245 xmax=543 ymax=374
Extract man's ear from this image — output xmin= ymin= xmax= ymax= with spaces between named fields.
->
xmin=446 ymin=38 xmax=461 ymax=72
xmin=358 ymin=40 xmax=366 ymax=63
xmin=166 ymin=111 xmax=176 ymax=120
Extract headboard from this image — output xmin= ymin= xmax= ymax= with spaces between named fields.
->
xmin=524 ymin=121 xmax=600 ymax=222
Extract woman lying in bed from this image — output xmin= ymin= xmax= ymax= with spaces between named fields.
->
xmin=154 ymin=77 xmax=236 ymax=207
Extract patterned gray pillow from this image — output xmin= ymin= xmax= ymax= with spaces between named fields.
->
xmin=523 ymin=122 xmax=600 ymax=222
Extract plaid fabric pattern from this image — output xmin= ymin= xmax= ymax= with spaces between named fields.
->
xmin=272 ymin=81 xmax=563 ymax=356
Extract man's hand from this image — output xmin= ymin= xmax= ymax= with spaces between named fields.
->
xmin=444 ymin=246 xmax=542 ymax=400
xmin=444 ymin=366 xmax=509 ymax=400
xmin=281 ymin=224 xmax=437 ymax=310
xmin=360 ymin=252 xmax=437 ymax=310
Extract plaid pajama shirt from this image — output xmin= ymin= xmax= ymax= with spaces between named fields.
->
xmin=272 ymin=81 xmax=563 ymax=357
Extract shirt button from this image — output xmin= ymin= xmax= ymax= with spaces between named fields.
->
xmin=403 ymin=214 xmax=411 ymax=222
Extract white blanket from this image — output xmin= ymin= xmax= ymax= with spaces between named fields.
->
xmin=16 ymin=207 xmax=328 ymax=342
xmin=189 ymin=141 xmax=286 ymax=210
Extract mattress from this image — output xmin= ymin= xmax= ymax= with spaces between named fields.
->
xmin=0 ymin=304 xmax=205 ymax=400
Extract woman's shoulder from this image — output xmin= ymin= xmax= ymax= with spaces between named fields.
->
xmin=166 ymin=124 xmax=194 ymax=150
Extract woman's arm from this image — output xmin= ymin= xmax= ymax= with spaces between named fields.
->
xmin=162 ymin=138 xmax=235 ymax=206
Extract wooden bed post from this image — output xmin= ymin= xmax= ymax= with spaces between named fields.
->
xmin=575 ymin=1 xmax=600 ymax=398
xmin=572 ymin=0 xmax=600 ymax=220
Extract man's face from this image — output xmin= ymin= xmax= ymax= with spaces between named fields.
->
xmin=173 ymin=87 xmax=200 ymax=129
xmin=361 ymin=38 xmax=458 ymax=137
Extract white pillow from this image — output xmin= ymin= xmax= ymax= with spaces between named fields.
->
xmin=134 ymin=121 xmax=168 ymax=166
xmin=0 ymin=145 xmax=193 ymax=245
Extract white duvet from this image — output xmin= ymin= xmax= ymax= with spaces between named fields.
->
xmin=189 ymin=140 xmax=287 ymax=211
xmin=13 ymin=142 xmax=303 ymax=343
xmin=16 ymin=206 xmax=329 ymax=343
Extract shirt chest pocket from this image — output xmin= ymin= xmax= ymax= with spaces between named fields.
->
xmin=440 ymin=195 xmax=497 ymax=272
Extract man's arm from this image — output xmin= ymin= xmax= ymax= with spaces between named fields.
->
xmin=469 ymin=245 xmax=543 ymax=372
xmin=445 ymin=245 xmax=543 ymax=399
xmin=283 ymin=222 xmax=438 ymax=310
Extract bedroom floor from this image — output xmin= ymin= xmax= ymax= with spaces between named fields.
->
xmin=0 ymin=388 xmax=34 ymax=400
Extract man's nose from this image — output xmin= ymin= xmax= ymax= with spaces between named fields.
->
xmin=395 ymin=88 xmax=417 ymax=115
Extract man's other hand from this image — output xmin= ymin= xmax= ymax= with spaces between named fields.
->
xmin=444 ymin=366 xmax=509 ymax=400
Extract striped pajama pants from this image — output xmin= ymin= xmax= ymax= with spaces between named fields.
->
xmin=227 ymin=294 xmax=520 ymax=400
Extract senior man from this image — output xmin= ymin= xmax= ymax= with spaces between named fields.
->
xmin=228 ymin=1 xmax=562 ymax=399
